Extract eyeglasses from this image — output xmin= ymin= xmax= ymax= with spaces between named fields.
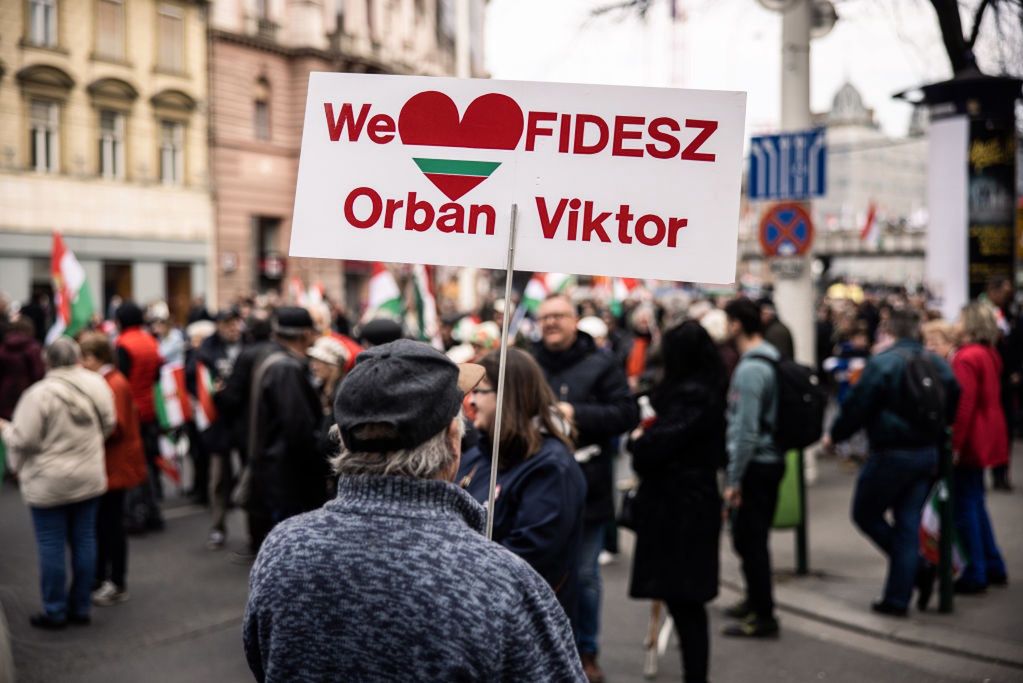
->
xmin=538 ymin=312 xmax=573 ymax=323
xmin=471 ymin=387 xmax=495 ymax=396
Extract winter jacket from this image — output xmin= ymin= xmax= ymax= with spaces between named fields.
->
xmin=99 ymin=367 xmax=148 ymax=491
xmin=0 ymin=330 xmax=45 ymax=420
xmin=830 ymin=339 xmax=960 ymax=450
xmin=628 ymin=381 xmax=723 ymax=603
xmin=249 ymin=345 xmax=328 ymax=516
xmin=116 ymin=327 xmax=163 ymax=423
xmin=457 ymin=436 xmax=587 ymax=615
xmin=726 ymin=341 xmax=781 ymax=488
xmin=533 ymin=332 xmax=639 ymax=524
xmin=951 ymin=343 xmax=1009 ymax=469
xmin=3 ymin=366 xmax=116 ymax=507
xmin=188 ymin=333 xmax=242 ymax=454
xmin=215 ymin=340 xmax=275 ymax=458
xmin=244 ymin=476 xmax=585 ymax=682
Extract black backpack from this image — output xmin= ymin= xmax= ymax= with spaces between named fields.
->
xmin=753 ymin=355 xmax=828 ymax=451
xmin=894 ymin=350 xmax=948 ymax=441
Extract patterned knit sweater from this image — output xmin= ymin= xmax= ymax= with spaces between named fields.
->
xmin=243 ymin=475 xmax=585 ymax=682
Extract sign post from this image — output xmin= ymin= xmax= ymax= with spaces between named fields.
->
xmin=289 ymin=72 xmax=747 ymax=537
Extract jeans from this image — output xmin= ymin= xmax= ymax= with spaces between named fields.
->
xmin=954 ymin=466 xmax=1007 ymax=586
xmin=852 ymin=447 xmax=937 ymax=610
xmin=664 ymin=599 xmax=709 ymax=683
xmin=731 ymin=460 xmax=786 ymax=620
xmin=575 ymin=521 xmax=604 ymax=655
xmin=30 ymin=497 xmax=100 ymax=619
xmin=96 ymin=489 xmax=128 ymax=588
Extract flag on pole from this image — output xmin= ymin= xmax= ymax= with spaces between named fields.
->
xmin=193 ymin=362 xmax=218 ymax=431
xmin=363 ymin=263 xmax=403 ymax=321
xmin=610 ymin=278 xmax=639 ymax=317
xmin=544 ymin=273 xmax=574 ymax=294
xmin=411 ymin=264 xmax=441 ymax=347
xmin=860 ymin=202 xmax=880 ymax=248
xmin=156 ymin=435 xmax=183 ymax=485
xmin=522 ymin=274 xmax=549 ymax=314
xmin=47 ymin=232 xmax=95 ymax=343
xmin=153 ymin=363 xmax=193 ymax=430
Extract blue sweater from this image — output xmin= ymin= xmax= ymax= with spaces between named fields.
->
xmin=243 ymin=475 xmax=585 ymax=682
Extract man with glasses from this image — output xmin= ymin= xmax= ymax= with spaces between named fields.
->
xmin=533 ymin=294 xmax=639 ymax=683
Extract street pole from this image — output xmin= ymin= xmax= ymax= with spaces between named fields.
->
xmin=779 ymin=0 xmax=814 ymax=574
xmin=454 ymin=0 xmax=479 ymax=313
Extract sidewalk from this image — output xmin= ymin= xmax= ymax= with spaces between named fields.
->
xmin=721 ymin=446 xmax=1023 ymax=670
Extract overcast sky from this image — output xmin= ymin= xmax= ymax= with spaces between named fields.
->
xmin=484 ymin=0 xmax=967 ymax=138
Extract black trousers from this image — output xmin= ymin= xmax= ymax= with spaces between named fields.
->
xmin=731 ymin=459 xmax=786 ymax=620
xmin=664 ymin=599 xmax=709 ymax=683
xmin=96 ymin=489 xmax=128 ymax=589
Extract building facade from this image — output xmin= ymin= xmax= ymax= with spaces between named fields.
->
xmin=0 ymin=0 xmax=213 ymax=325
xmin=209 ymin=0 xmax=486 ymax=309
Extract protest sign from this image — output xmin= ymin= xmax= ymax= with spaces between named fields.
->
xmin=290 ymin=73 xmax=746 ymax=284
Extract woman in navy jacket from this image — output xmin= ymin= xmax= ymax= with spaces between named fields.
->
xmin=457 ymin=348 xmax=587 ymax=621
xmin=627 ymin=321 xmax=726 ymax=683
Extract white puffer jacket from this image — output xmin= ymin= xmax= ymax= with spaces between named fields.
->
xmin=3 ymin=366 xmax=115 ymax=508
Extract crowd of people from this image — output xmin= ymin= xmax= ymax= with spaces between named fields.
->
xmin=0 ymin=274 xmax=1017 ymax=682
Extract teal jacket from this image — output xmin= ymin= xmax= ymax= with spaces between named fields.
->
xmin=830 ymin=339 xmax=959 ymax=450
xmin=726 ymin=341 xmax=781 ymax=487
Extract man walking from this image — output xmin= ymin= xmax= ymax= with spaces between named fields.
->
xmin=825 ymin=309 xmax=958 ymax=616
xmin=243 ymin=339 xmax=584 ymax=682
xmin=533 ymin=294 xmax=638 ymax=682
xmin=721 ymin=297 xmax=785 ymax=638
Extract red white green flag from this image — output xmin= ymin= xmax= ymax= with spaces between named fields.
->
xmin=411 ymin=264 xmax=441 ymax=347
xmin=47 ymin=232 xmax=95 ymax=343
xmin=153 ymin=363 xmax=193 ymax=430
xmin=193 ymin=362 xmax=218 ymax=430
xmin=363 ymin=262 xmax=403 ymax=321
xmin=610 ymin=277 xmax=639 ymax=317
xmin=522 ymin=274 xmax=549 ymax=314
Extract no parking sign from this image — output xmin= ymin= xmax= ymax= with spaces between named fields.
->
xmin=759 ymin=202 xmax=814 ymax=257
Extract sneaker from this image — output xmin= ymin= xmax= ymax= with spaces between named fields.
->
xmin=642 ymin=644 xmax=658 ymax=679
xmin=92 ymin=580 xmax=129 ymax=606
xmin=871 ymin=600 xmax=908 ymax=617
xmin=206 ymin=529 xmax=226 ymax=551
xmin=722 ymin=614 xmax=780 ymax=638
xmin=723 ymin=599 xmax=753 ymax=620
xmin=597 ymin=551 xmax=616 ymax=566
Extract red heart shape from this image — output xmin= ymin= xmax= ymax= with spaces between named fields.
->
xmin=398 ymin=91 xmax=524 ymax=150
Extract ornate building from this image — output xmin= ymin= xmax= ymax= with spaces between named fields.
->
xmin=0 ymin=0 xmax=213 ymax=324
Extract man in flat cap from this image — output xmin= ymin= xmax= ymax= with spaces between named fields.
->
xmin=243 ymin=339 xmax=585 ymax=682
xmin=244 ymin=306 xmax=327 ymax=552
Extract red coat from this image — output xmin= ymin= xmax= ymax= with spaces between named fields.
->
xmin=101 ymin=367 xmax=149 ymax=490
xmin=116 ymin=327 xmax=162 ymax=422
xmin=951 ymin=343 xmax=1009 ymax=469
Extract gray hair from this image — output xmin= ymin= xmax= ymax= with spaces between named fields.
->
xmin=329 ymin=412 xmax=465 ymax=479
xmin=45 ymin=337 xmax=81 ymax=369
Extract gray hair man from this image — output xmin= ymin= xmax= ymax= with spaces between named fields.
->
xmin=243 ymin=339 xmax=585 ymax=682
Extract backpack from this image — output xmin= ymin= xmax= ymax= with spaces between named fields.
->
xmin=894 ymin=350 xmax=948 ymax=441
xmin=752 ymin=355 xmax=828 ymax=451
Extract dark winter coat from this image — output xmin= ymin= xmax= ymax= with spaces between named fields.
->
xmin=249 ymin=345 xmax=328 ymax=516
xmin=627 ymin=381 xmax=724 ymax=603
xmin=534 ymin=332 xmax=639 ymax=524
xmin=457 ymin=436 xmax=587 ymax=617
xmin=187 ymin=333 xmax=242 ymax=455
xmin=214 ymin=340 xmax=275 ymax=458
xmin=0 ymin=331 xmax=44 ymax=420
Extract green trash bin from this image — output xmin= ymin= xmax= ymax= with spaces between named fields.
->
xmin=772 ymin=449 xmax=802 ymax=529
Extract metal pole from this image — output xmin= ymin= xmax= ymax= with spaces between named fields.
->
xmin=485 ymin=204 xmax=518 ymax=540
xmin=795 ymin=449 xmax=809 ymax=575
xmin=938 ymin=432 xmax=955 ymax=613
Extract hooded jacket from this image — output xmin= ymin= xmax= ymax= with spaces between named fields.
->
xmin=3 ymin=366 xmax=116 ymax=507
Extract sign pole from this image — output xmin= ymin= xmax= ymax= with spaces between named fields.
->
xmin=485 ymin=204 xmax=518 ymax=540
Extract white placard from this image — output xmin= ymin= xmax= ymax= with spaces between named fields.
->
xmin=290 ymin=73 xmax=747 ymax=283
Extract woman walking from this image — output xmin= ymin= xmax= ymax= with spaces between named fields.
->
xmin=0 ymin=338 xmax=115 ymax=629
xmin=627 ymin=321 xmax=726 ymax=683
xmin=951 ymin=303 xmax=1009 ymax=593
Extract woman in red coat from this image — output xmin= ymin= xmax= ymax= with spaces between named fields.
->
xmin=79 ymin=332 xmax=148 ymax=606
xmin=951 ymin=303 xmax=1009 ymax=593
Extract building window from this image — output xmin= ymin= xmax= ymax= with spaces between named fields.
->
xmin=159 ymin=120 xmax=184 ymax=185
xmin=96 ymin=0 xmax=125 ymax=60
xmin=156 ymin=3 xmax=185 ymax=72
xmin=28 ymin=0 xmax=58 ymax=47
xmin=99 ymin=110 xmax=125 ymax=179
xmin=30 ymin=99 xmax=59 ymax=173
xmin=254 ymin=100 xmax=270 ymax=141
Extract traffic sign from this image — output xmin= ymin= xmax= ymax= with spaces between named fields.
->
xmin=759 ymin=203 xmax=814 ymax=257
xmin=749 ymin=127 xmax=826 ymax=201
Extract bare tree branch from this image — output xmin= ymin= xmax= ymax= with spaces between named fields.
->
xmin=967 ymin=0 xmax=992 ymax=47
xmin=928 ymin=0 xmax=982 ymax=74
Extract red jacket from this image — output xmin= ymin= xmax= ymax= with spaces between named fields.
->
xmin=951 ymin=343 xmax=1009 ymax=469
xmin=116 ymin=327 xmax=163 ymax=422
xmin=101 ymin=367 xmax=149 ymax=490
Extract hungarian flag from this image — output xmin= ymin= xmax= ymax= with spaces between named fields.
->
xmin=193 ymin=362 xmax=218 ymax=431
xmin=919 ymin=481 xmax=965 ymax=576
xmin=153 ymin=363 xmax=193 ymax=430
xmin=860 ymin=202 xmax=880 ymax=248
xmin=47 ymin=232 xmax=95 ymax=343
xmin=156 ymin=434 xmax=183 ymax=485
xmin=362 ymin=263 xmax=403 ymax=322
xmin=411 ymin=264 xmax=441 ymax=348
xmin=412 ymin=158 xmax=501 ymax=201
xmin=544 ymin=273 xmax=574 ymax=294
xmin=610 ymin=278 xmax=639 ymax=317
xmin=522 ymin=274 xmax=549 ymax=314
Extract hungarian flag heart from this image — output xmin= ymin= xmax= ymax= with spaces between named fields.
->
xmin=399 ymin=91 xmax=524 ymax=201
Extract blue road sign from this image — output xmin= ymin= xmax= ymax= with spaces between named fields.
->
xmin=748 ymin=128 xmax=826 ymax=201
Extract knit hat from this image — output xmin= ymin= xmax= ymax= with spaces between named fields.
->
xmin=308 ymin=336 xmax=349 ymax=368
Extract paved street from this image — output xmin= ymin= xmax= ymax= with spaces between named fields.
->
xmin=2 ymin=450 xmax=1021 ymax=683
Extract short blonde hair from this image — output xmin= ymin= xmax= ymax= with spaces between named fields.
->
xmin=960 ymin=302 xmax=999 ymax=346
xmin=921 ymin=320 xmax=956 ymax=347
